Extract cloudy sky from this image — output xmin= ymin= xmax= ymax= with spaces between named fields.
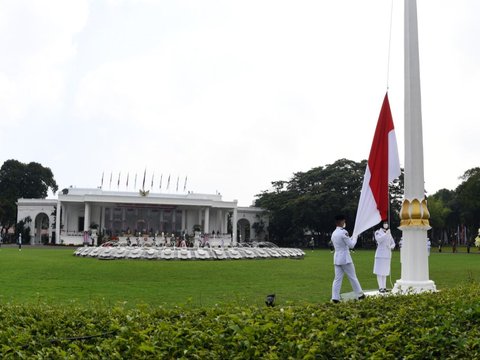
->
xmin=0 ymin=0 xmax=479 ymax=206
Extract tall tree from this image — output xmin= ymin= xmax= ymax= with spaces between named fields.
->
xmin=427 ymin=194 xmax=452 ymax=243
xmin=456 ymin=167 xmax=480 ymax=230
xmin=255 ymin=158 xmax=405 ymax=247
xmin=0 ymin=159 xmax=58 ymax=236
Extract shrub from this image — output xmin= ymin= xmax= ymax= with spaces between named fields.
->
xmin=1 ymin=284 xmax=480 ymax=358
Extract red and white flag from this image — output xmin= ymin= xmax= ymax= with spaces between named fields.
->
xmin=353 ymin=93 xmax=401 ymax=237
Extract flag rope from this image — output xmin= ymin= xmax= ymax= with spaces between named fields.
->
xmin=386 ymin=0 xmax=394 ymax=90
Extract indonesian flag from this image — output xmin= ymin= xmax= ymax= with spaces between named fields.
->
xmin=353 ymin=93 xmax=401 ymax=237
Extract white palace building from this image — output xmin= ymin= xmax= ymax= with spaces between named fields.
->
xmin=17 ymin=188 xmax=267 ymax=246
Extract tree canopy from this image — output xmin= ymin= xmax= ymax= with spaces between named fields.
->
xmin=255 ymin=158 xmax=403 ymax=247
xmin=427 ymin=167 xmax=480 ymax=244
xmin=255 ymin=159 xmax=480 ymax=248
xmin=0 ymin=159 xmax=58 ymax=233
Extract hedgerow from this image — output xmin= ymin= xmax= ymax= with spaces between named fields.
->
xmin=2 ymin=284 xmax=480 ymax=359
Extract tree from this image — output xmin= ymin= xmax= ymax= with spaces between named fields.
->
xmin=15 ymin=216 xmax=32 ymax=244
xmin=427 ymin=167 xmax=480 ymax=246
xmin=455 ymin=167 xmax=480 ymax=233
xmin=252 ymin=215 xmax=266 ymax=240
xmin=255 ymin=158 xmax=405 ymax=247
xmin=427 ymin=194 xmax=452 ymax=244
xmin=257 ymin=159 xmax=364 ymax=246
xmin=0 ymin=159 xmax=58 ymax=237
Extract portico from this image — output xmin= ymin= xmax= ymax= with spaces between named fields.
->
xmin=18 ymin=188 xmax=267 ymax=245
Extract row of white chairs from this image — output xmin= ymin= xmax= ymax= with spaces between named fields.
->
xmin=74 ymin=246 xmax=305 ymax=260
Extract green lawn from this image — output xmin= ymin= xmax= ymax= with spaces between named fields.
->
xmin=1 ymin=246 xmax=480 ymax=308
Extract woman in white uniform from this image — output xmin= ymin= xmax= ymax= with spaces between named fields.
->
xmin=374 ymin=222 xmax=396 ymax=293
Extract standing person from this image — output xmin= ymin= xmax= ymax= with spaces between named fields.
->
xmin=18 ymin=233 xmax=22 ymax=251
xmin=373 ymin=222 xmax=396 ymax=293
xmin=451 ymin=233 xmax=457 ymax=253
xmin=331 ymin=215 xmax=365 ymax=303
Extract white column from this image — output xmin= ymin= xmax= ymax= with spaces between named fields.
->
xmin=160 ymin=210 xmax=164 ymax=232
xmin=181 ymin=209 xmax=186 ymax=232
xmin=232 ymin=201 xmax=238 ymax=245
xmin=217 ymin=209 xmax=222 ymax=233
xmin=172 ymin=209 xmax=176 ymax=232
xmin=223 ymin=211 xmax=228 ymax=234
xmin=55 ymin=201 xmax=61 ymax=244
xmin=101 ymin=206 xmax=106 ymax=232
xmin=204 ymin=207 xmax=210 ymax=234
xmin=393 ymin=0 xmax=436 ymax=294
xmin=198 ymin=208 xmax=203 ymax=229
xmin=84 ymin=202 xmax=91 ymax=232
xmin=64 ymin=205 xmax=68 ymax=233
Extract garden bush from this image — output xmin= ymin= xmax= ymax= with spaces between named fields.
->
xmin=1 ymin=284 xmax=480 ymax=359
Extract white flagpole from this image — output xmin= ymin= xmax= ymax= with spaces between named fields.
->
xmin=393 ymin=0 xmax=436 ymax=294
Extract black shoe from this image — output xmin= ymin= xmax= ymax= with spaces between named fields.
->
xmin=358 ymin=294 xmax=366 ymax=300
xmin=331 ymin=299 xmax=340 ymax=303
xmin=379 ymin=288 xmax=386 ymax=293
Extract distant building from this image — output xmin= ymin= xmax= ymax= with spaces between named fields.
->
xmin=17 ymin=188 xmax=267 ymax=245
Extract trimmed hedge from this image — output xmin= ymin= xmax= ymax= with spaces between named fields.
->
xmin=2 ymin=284 xmax=480 ymax=359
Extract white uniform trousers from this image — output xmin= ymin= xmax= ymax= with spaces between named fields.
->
xmin=331 ymin=263 xmax=363 ymax=301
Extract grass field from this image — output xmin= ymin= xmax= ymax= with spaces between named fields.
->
xmin=1 ymin=246 xmax=480 ymax=308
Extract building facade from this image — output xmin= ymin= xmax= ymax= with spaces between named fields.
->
xmin=17 ymin=188 xmax=267 ymax=245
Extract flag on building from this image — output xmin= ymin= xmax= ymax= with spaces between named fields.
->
xmin=159 ymin=174 xmax=163 ymax=190
xmin=167 ymin=175 xmax=171 ymax=190
xmin=176 ymin=176 xmax=179 ymax=192
xmin=134 ymin=173 xmax=137 ymax=189
xmin=353 ymin=93 xmax=401 ymax=237
xmin=151 ymin=172 xmax=154 ymax=189
xmin=142 ymin=169 xmax=146 ymax=190
xmin=184 ymin=176 xmax=187 ymax=191
xmin=101 ymin=172 xmax=104 ymax=188
xmin=109 ymin=172 xmax=113 ymax=189
xmin=117 ymin=172 xmax=121 ymax=189
xmin=126 ymin=173 xmax=129 ymax=188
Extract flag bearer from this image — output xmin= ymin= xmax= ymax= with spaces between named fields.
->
xmin=331 ymin=215 xmax=365 ymax=303
xmin=374 ymin=222 xmax=396 ymax=293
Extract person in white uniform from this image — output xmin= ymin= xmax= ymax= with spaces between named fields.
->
xmin=331 ymin=215 xmax=365 ymax=303
xmin=373 ymin=222 xmax=396 ymax=293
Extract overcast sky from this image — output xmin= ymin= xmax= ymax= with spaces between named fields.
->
xmin=1 ymin=0 xmax=479 ymax=206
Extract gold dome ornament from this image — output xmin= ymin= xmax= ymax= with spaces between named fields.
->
xmin=399 ymin=198 xmax=431 ymax=229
